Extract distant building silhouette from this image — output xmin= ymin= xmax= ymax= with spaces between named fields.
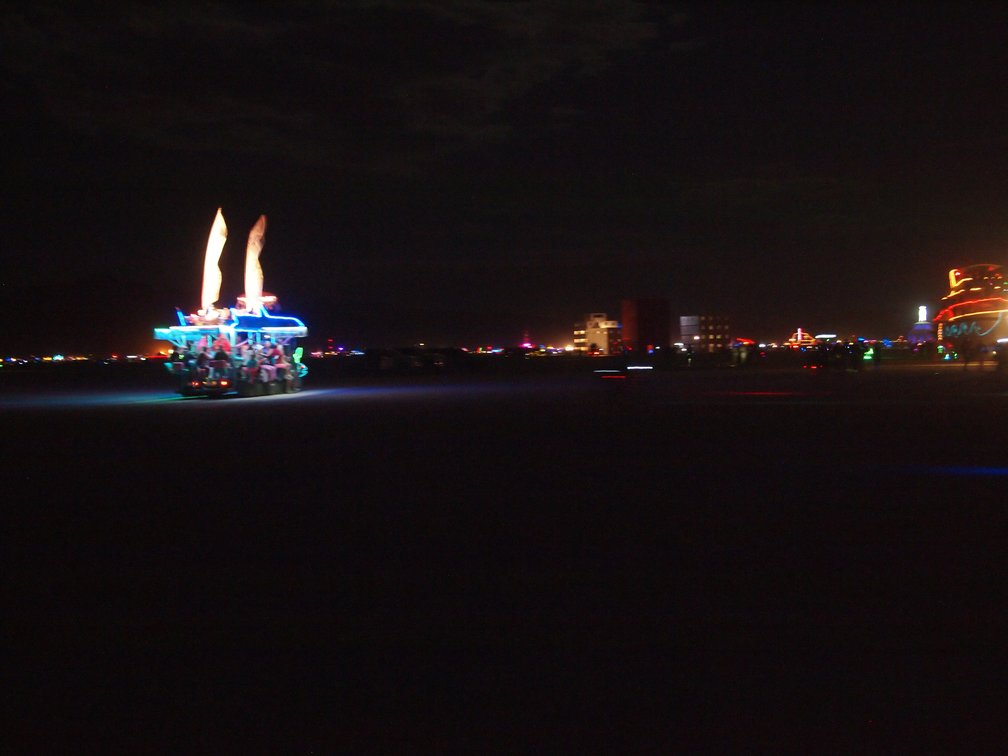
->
xmin=572 ymin=313 xmax=622 ymax=354
xmin=572 ymin=321 xmax=587 ymax=353
xmin=680 ymin=314 xmax=731 ymax=353
xmin=584 ymin=313 xmax=621 ymax=355
xmin=621 ymin=299 xmax=670 ymax=354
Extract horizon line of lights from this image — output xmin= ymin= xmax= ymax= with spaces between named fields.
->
xmin=7 ymin=302 xmax=975 ymax=366
xmin=3 ymin=338 xmax=895 ymax=365
xmin=5 ymin=354 xmax=91 ymax=362
xmin=2 ymin=354 xmax=155 ymax=364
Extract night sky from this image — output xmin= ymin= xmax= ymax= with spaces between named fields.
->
xmin=5 ymin=2 xmax=1008 ymax=353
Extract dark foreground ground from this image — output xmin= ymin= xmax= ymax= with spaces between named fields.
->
xmin=3 ymin=361 xmax=1008 ymax=750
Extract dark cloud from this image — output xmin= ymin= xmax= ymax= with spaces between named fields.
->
xmin=1 ymin=1 xmax=662 ymax=172
xmin=4 ymin=3 xmax=1008 ymax=350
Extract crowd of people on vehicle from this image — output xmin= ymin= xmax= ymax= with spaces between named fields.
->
xmin=168 ymin=334 xmax=295 ymax=384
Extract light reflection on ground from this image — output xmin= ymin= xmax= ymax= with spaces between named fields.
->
xmin=0 ymin=389 xmax=187 ymax=410
xmin=4 ymin=365 xmax=1007 ymax=417
xmin=0 ymin=382 xmax=537 ymax=411
xmin=912 ymin=466 xmax=1008 ymax=476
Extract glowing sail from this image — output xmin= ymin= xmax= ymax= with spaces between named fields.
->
xmin=244 ymin=214 xmax=267 ymax=312
xmin=200 ymin=208 xmax=228 ymax=312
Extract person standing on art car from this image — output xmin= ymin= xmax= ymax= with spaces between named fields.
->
xmin=168 ymin=346 xmax=188 ymax=386
xmin=242 ymin=347 xmax=259 ymax=382
xmin=182 ymin=348 xmax=198 ymax=380
xmin=205 ymin=339 xmax=228 ymax=379
xmin=212 ymin=334 xmax=231 ymax=358
xmin=195 ymin=345 xmax=211 ymax=378
xmin=260 ymin=337 xmax=276 ymax=359
xmin=273 ymin=345 xmax=291 ymax=380
xmin=258 ymin=345 xmax=278 ymax=382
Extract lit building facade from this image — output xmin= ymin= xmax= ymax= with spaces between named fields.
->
xmin=584 ymin=313 xmax=621 ymax=355
xmin=572 ymin=322 xmax=587 ymax=353
xmin=621 ymin=299 xmax=670 ymax=354
xmin=679 ymin=314 xmax=731 ymax=352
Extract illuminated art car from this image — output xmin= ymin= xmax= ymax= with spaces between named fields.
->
xmin=153 ymin=210 xmax=308 ymax=397
xmin=934 ymin=264 xmax=1008 ymax=346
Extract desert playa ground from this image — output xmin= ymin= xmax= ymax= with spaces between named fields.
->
xmin=4 ymin=360 xmax=1006 ymax=749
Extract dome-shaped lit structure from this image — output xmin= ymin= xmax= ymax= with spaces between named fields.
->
xmin=934 ymin=264 xmax=1008 ymax=345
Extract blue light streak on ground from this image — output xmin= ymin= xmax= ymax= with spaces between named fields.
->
xmin=0 ymin=381 xmax=558 ymax=412
xmin=916 ymin=466 xmax=1008 ymax=476
xmin=0 ymin=390 xmax=188 ymax=411
xmin=287 ymin=382 xmax=575 ymax=405
xmin=890 ymin=463 xmax=1008 ymax=477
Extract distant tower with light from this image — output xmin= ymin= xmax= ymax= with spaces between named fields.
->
xmin=908 ymin=304 xmax=936 ymax=344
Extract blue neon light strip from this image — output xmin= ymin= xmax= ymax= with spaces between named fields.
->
xmin=155 ymin=303 xmax=307 ymax=344
xmin=977 ymin=311 xmax=1004 ymax=337
xmin=230 ymin=305 xmax=307 ymax=333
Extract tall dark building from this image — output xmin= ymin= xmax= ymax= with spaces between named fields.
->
xmin=620 ymin=298 xmax=671 ymax=354
xmin=679 ymin=314 xmax=732 ymax=353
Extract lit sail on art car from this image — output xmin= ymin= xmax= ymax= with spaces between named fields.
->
xmin=153 ymin=210 xmax=308 ymax=396
xmin=933 ymin=264 xmax=1008 ymax=347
